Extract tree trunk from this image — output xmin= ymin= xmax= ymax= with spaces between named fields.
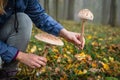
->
xmin=67 ymin=0 xmax=75 ymax=20
xmin=109 ymin=0 xmax=117 ymax=27
xmin=102 ymin=0 xmax=109 ymax=24
xmin=63 ymin=0 xmax=68 ymax=20
xmin=44 ymin=0 xmax=49 ymax=14
xmin=54 ymin=0 xmax=59 ymax=20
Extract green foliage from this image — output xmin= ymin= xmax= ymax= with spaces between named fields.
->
xmin=105 ymin=77 xmax=118 ymax=80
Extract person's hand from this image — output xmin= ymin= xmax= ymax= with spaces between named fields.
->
xmin=16 ymin=51 xmax=47 ymax=68
xmin=60 ymin=29 xmax=85 ymax=50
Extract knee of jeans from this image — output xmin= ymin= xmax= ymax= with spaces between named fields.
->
xmin=17 ymin=13 xmax=32 ymax=22
xmin=17 ymin=13 xmax=33 ymax=27
xmin=16 ymin=13 xmax=33 ymax=39
xmin=17 ymin=13 xmax=33 ymax=41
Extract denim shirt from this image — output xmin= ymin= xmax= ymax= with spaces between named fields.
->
xmin=0 ymin=0 xmax=63 ymax=63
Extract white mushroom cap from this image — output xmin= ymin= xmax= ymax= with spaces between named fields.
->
xmin=78 ymin=9 xmax=94 ymax=21
xmin=35 ymin=33 xmax=64 ymax=46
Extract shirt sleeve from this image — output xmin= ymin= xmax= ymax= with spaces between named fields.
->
xmin=25 ymin=0 xmax=63 ymax=36
xmin=0 ymin=41 xmax=18 ymax=63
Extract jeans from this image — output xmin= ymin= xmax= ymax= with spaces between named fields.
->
xmin=0 ymin=13 xmax=33 ymax=75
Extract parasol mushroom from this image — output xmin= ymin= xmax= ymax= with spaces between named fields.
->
xmin=35 ymin=33 xmax=64 ymax=47
xmin=78 ymin=9 xmax=94 ymax=47
xmin=34 ymin=32 xmax=64 ymax=76
xmin=35 ymin=32 xmax=64 ymax=57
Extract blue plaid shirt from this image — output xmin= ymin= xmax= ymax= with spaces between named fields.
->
xmin=0 ymin=0 xmax=63 ymax=63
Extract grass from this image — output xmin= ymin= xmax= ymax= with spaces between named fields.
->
xmin=17 ymin=20 xmax=120 ymax=80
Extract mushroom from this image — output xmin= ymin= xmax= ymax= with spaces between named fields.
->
xmin=78 ymin=9 xmax=94 ymax=47
xmin=35 ymin=32 xmax=64 ymax=57
xmin=34 ymin=32 xmax=64 ymax=76
xmin=35 ymin=33 xmax=64 ymax=47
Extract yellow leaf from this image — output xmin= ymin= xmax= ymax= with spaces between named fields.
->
xmin=109 ymin=57 xmax=114 ymax=62
xmin=38 ymin=48 xmax=42 ymax=51
xmin=92 ymin=62 xmax=97 ymax=68
xmin=83 ymin=69 xmax=87 ymax=74
xmin=87 ymin=35 xmax=92 ymax=39
xmin=39 ymin=67 xmax=46 ymax=74
xmin=98 ymin=38 xmax=103 ymax=41
xmin=52 ymin=48 xmax=58 ymax=53
xmin=78 ymin=70 xmax=83 ymax=75
xmin=30 ymin=45 xmax=37 ymax=53
xmin=89 ymin=68 xmax=100 ymax=73
xmin=78 ymin=69 xmax=87 ymax=75
xmin=86 ymin=55 xmax=92 ymax=61
xmin=101 ymin=62 xmax=110 ymax=71
xmin=75 ymin=52 xmax=86 ymax=61
xmin=91 ymin=41 xmax=99 ymax=47
xmin=57 ymin=57 xmax=61 ymax=63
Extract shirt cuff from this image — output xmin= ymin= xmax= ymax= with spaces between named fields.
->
xmin=13 ymin=50 xmax=19 ymax=61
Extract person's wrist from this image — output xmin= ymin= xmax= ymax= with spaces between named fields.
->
xmin=13 ymin=50 xmax=19 ymax=60
xmin=16 ymin=51 xmax=26 ymax=61
xmin=59 ymin=28 xmax=69 ymax=38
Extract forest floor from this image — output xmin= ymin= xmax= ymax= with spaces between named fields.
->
xmin=17 ymin=21 xmax=120 ymax=80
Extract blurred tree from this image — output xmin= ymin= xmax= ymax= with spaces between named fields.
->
xmin=102 ymin=0 xmax=110 ymax=25
xmin=67 ymin=0 xmax=75 ymax=20
xmin=44 ymin=0 xmax=49 ymax=14
xmin=63 ymin=0 xmax=69 ymax=20
xmin=109 ymin=0 xmax=117 ymax=27
xmin=54 ymin=0 xmax=59 ymax=20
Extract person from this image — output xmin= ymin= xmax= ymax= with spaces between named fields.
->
xmin=0 ymin=0 xmax=85 ymax=79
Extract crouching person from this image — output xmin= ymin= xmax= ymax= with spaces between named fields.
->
xmin=0 ymin=0 xmax=85 ymax=79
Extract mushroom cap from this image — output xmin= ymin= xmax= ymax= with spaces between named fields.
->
xmin=78 ymin=9 xmax=94 ymax=21
xmin=35 ymin=33 xmax=64 ymax=46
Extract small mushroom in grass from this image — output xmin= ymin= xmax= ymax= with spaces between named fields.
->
xmin=35 ymin=33 xmax=64 ymax=57
xmin=78 ymin=9 xmax=94 ymax=47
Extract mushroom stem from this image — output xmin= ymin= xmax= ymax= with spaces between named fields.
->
xmin=80 ymin=20 xmax=86 ymax=43
xmin=43 ymin=44 xmax=51 ymax=57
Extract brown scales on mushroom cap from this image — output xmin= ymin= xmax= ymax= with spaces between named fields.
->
xmin=78 ymin=9 xmax=94 ymax=21
xmin=35 ymin=33 xmax=64 ymax=46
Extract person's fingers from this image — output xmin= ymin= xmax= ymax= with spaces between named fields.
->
xmin=73 ymin=37 xmax=81 ymax=45
xmin=76 ymin=33 xmax=81 ymax=38
xmin=81 ymin=44 xmax=84 ymax=50
xmin=36 ymin=59 xmax=46 ymax=66
xmin=76 ymin=37 xmax=85 ymax=50
xmin=77 ymin=45 xmax=82 ymax=50
xmin=71 ymin=36 xmax=82 ymax=50
xmin=32 ymin=61 xmax=41 ymax=68
xmin=28 ymin=54 xmax=47 ymax=68
xmin=79 ymin=42 xmax=84 ymax=50
xmin=31 ymin=65 xmax=36 ymax=69
xmin=38 ymin=57 xmax=47 ymax=63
